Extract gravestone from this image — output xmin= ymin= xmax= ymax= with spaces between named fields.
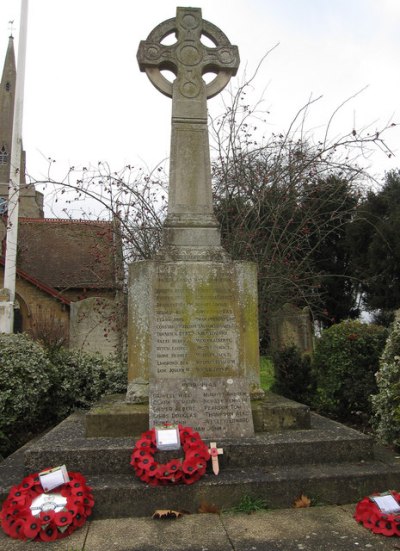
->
xmin=69 ymin=297 xmax=120 ymax=356
xmin=269 ymin=303 xmax=314 ymax=356
xmin=127 ymin=7 xmax=262 ymax=438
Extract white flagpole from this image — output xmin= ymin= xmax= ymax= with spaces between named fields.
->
xmin=2 ymin=0 xmax=29 ymax=333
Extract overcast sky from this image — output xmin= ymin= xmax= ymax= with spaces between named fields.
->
xmin=1 ymin=0 xmax=400 ymax=216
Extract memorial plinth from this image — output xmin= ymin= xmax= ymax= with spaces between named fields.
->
xmin=126 ymin=7 xmax=262 ymax=438
xmin=127 ymin=260 xmax=259 ymax=437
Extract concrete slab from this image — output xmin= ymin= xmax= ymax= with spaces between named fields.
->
xmin=84 ymin=514 xmax=231 ymax=551
xmin=221 ymin=506 xmax=396 ymax=551
xmin=0 ymin=506 xmax=398 ymax=550
xmin=0 ymin=523 xmax=88 ymax=550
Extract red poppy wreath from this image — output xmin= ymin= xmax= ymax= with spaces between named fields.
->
xmin=354 ymin=491 xmax=400 ymax=537
xmin=131 ymin=425 xmax=210 ymax=485
xmin=0 ymin=471 xmax=94 ymax=542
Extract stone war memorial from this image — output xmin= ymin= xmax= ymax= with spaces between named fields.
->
xmin=2 ymin=6 xmax=400 ymax=525
xmin=126 ymin=6 xmax=262 ymax=438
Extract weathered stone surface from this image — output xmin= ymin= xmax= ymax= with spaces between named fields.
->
xmin=137 ymin=7 xmax=239 ymax=260
xmin=69 ymin=296 xmax=120 ymax=355
xmin=21 ymin=409 xmax=374 ymax=478
xmin=127 ymin=260 xmax=259 ymax=436
xmin=127 ymin=261 xmax=260 ymax=392
xmin=86 ymin=392 xmax=311 ymax=438
xmin=127 ymin=8 xmax=261 ymax=438
xmin=269 ymin=303 xmax=314 ymax=355
xmin=149 ymin=377 xmax=253 ymax=438
xmin=85 ymin=515 xmax=232 ymax=551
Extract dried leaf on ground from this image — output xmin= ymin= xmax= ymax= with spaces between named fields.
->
xmin=198 ymin=501 xmax=221 ymax=514
xmin=293 ymin=494 xmax=311 ymax=508
xmin=152 ymin=509 xmax=183 ymax=520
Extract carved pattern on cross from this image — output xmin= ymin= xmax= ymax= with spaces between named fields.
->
xmin=137 ymin=7 xmax=239 ymax=102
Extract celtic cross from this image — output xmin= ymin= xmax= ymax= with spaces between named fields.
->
xmin=137 ymin=7 xmax=239 ymax=259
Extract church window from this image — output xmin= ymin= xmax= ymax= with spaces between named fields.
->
xmin=5 ymin=81 xmax=10 ymax=91
xmin=0 ymin=145 xmax=8 ymax=164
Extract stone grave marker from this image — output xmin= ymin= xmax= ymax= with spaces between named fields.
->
xmin=127 ymin=7 xmax=261 ymax=438
xmin=269 ymin=303 xmax=314 ymax=356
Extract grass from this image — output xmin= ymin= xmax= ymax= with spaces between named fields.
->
xmin=260 ymin=356 xmax=274 ymax=392
xmin=228 ymin=495 xmax=268 ymax=513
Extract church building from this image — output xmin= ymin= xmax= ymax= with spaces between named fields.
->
xmin=0 ymin=36 xmax=123 ymax=353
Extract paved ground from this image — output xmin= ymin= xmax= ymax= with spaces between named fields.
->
xmin=1 ymin=504 xmax=400 ymax=551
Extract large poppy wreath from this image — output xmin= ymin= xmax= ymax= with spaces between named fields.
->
xmin=355 ymin=491 xmax=400 ymax=537
xmin=0 ymin=471 xmax=94 ymax=542
xmin=131 ymin=425 xmax=210 ymax=485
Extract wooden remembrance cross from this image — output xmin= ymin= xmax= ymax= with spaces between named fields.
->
xmin=137 ymin=7 xmax=240 ymax=258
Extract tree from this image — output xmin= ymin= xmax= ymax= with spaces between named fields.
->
xmin=30 ymin=58 xmax=396 ymax=343
xmin=209 ymin=68 xmax=394 ymax=341
xmin=347 ymin=169 xmax=400 ymax=319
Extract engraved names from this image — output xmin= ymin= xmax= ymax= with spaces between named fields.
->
xmin=153 ymin=272 xmax=239 ymax=378
xmin=150 ymin=377 xmax=253 ymax=438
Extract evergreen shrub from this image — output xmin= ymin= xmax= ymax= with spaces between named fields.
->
xmin=46 ymin=348 xmax=127 ymax=421
xmin=0 ymin=333 xmax=55 ymax=457
xmin=372 ymin=317 xmax=400 ymax=449
xmin=271 ymin=345 xmax=313 ymax=404
xmin=0 ymin=333 xmax=127 ymax=458
xmin=312 ymin=320 xmax=387 ymax=423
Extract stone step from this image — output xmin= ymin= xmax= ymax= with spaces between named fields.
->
xmin=85 ymin=392 xmax=311 ymax=437
xmin=86 ymin=459 xmax=400 ymax=518
xmin=2 ymin=410 xmax=399 ymax=520
xmin=23 ymin=412 xmax=373 ymax=475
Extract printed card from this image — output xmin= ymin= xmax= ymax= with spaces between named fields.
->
xmin=155 ymin=426 xmax=181 ymax=450
xmin=371 ymin=493 xmax=400 ymax=514
xmin=39 ymin=465 xmax=70 ymax=492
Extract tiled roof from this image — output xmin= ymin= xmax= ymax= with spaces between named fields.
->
xmin=17 ymin=218 xmax=119 ymax=290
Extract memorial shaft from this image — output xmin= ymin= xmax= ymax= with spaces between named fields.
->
xmin=137 ymin=7 xmax=239 ymax=258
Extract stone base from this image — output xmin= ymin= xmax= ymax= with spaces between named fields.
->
xmin=4 ymin=406 xmax=400 ymax=519
xmin=85 ymin=392 xmax=310 ymax=438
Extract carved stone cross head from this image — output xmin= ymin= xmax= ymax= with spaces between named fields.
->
xmin=137 ymin=7 xmax=240 ymax=111
xmin=136 ymin=8 xmax=240 ymax=259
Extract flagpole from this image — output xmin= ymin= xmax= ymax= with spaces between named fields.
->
xmin=2 ymin=0 xmax=29 ymax=333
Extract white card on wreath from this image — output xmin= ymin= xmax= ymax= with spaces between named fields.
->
xmin=371 ymin=494 xmax=400 ymax=514
xmin=39 ymin=465 xmax=70 ymax=492
xmin=155 ymin=426 xmax=181 ymax=451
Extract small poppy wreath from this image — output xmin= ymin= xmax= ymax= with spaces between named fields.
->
xmin=0 ymin=471 xmax=94 ymax=542
xmin=131 ymin=425 xmax=210 ymax=485
xmin=354 ymin=491 xmax=400 ymax=537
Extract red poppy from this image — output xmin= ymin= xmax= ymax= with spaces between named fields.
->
xmin=20 ymin=475 xmax=36 ymax=490
xmin=138 ymin=457 xmax=156 ymax=471
xmin=60 ymin=485 xmax=73 ymax=498
xmin=38 ymin=510 xmax=56 ymax=526
xmin=83 ymin=495 xmax=95 ymax=508
xmin=8 ymin=486 xmax=26 ymax=500
xmin=155 ymin=465 xmax=174 ymax=480
xmin=135 ymin=439 xmax=152 ymax=450
xmin=8 ymin=518 xmax=26 ymax=539
xmin=141 ymin=430 xmax=156 ymax=443
xmin=69 ymin=472 xmax=86 ymax=483
xmin=22 ymin=516 xmax=41 ymax=539
xmin=182 ymin=457 xmax=200 ymax=474
xmin=182 ymin=471 xmax=202 ymax=485
xmin=54 ymin=510 xmax=73 ymax=527
xmin=72 ymin=511 xmax=87 ymax=528
xmin=185 ymin=449 xmax=209 ymax=463
xmin=39 ymin=525 xmax=59 ymax=542
xmin=131 ymin=448 xmax=153 ymax=462
xmin=165 ymin=459 xmax=183 ymax=473
xmin=179 ymin=426 xmax=194 ymax=438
